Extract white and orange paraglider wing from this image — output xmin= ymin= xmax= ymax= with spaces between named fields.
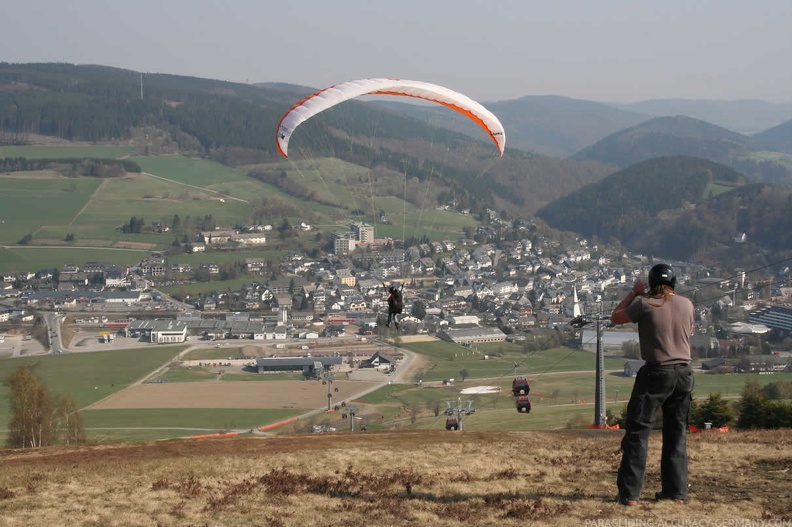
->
xmin=275 ymin=78 xmax=505 ymax=158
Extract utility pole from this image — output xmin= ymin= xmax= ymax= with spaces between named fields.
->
xmin=594 ymin=315 xmax=606 ymax=427
xmin=571 ymin=309 xmax=608 ymax=428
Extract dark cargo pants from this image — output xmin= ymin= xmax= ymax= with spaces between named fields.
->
xmin=617 ymin=363 xmax=694 ymax=502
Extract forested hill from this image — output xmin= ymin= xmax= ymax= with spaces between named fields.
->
xmin=538 ymin=157 xmax=772 ymax=264
xmin=572 ymin=115 xmax=792 ymax=186
xmin=0 ymin=62 xmax=613 ymax=215
xmin=753 ymin=119 xmax=792 ymax=154
xmin=0 ymin=63 xmax=309 ymax=152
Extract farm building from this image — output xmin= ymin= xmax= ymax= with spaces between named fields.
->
xmin=254 ymin=356 xmax=343 ymax=376
xmin=624 ymin=360 xmax=645 ymax=377
xmin=437 ymin=327 xmax=506 ymax=345
xmin=360 ymin=350 xmax=397 ymax=370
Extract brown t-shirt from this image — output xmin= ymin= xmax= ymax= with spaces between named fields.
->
xmin=626 ymin=294 xmax=694 ymax=365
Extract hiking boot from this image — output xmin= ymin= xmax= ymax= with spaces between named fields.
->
xmin=655 ymin=492 xmax=686 ymax=504
xmin=615 ymin=495 xmax=638 ymax=506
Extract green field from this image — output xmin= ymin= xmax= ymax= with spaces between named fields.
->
xmin=134 ymin=156 xmax=257 ymax=189
xmin=400 ymin=340 xmax=626 ymax=382
xmin=153 ymin=368 xmax=219 ymax=382
xmin=353 ymin=370 xmax=792 ymax=432
xmin=0 ymin=149 xmax=477 ymax=274
xmin=183 ymin=347 xmax=249 ymax=360
xmin=0 ymin=346 xmax=186 ymax=426
xmin=245 ymin=157 xmax=478 ymax=241
xmin=81 ymin=408 xmax=301 ymax=442
xmin=0 ymin=174 xmax=103 ymax=245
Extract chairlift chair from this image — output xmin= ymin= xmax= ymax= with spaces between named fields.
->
xmin=512 ymin=376 xmax=530 ymax=396
xmin=515 ymin=396 xmax=532 ymax=413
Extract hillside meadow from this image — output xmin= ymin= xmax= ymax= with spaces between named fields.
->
xmin=0 ymin=145 xmax=480 ymax=273
xmin=0 ymin=428 xmax=789 ymax=526
xmin=1 ymin=339 xmax=792 ymax=525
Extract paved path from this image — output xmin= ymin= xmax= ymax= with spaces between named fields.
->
xmin=142 ymin=171 xmax=250 ymax=204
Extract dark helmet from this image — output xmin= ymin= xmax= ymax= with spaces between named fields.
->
xmin=389 ymin=286 xmax=396 ymax=293
xmin=648 ymin=263 xmax=676 ymax=289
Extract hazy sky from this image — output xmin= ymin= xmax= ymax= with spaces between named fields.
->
xmin=3 ymin=0 xmax=792 ymax=103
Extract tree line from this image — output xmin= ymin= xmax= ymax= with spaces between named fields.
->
xmin=609 ymin=379 xmax=792 ymax=430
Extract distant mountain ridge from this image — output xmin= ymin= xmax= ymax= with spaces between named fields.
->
xmin=614 ymin=98 xmax=792 ymax=135
xmin=2 ymin=62 xmax=792 ymax=268
xmin=372 ymin=95 xmax=792 ymax=159
xmin=572 ymin=116 xmax=792 ymax=186
xmin=374 ymin=95 xmax=651 ymax=157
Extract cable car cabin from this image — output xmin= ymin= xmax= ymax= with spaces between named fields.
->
xmin=515 ymin=396 xmax=532 ymax=413
xmin=445 ymin=417 xmax=459 ymax=431
xmin=512 ymin=376 xmax=530 ymax=396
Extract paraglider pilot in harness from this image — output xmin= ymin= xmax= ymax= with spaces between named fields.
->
xmin=386 ymin=284 xmax=404 ymax=329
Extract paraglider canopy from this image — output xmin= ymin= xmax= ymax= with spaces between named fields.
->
xmin=276 ymin=78 xmax=506 ymax=158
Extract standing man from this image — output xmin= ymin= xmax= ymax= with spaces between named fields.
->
xmin=610 ymin=263 xmax=695 ymax=506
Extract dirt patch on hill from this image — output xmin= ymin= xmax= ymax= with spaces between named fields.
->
xmin=88 ymin=379 xmax=380 ymax=410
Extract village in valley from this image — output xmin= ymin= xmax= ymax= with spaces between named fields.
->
xmin=2 ymin=205 xmax=791 ymax=379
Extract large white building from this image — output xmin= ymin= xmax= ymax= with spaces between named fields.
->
xmin=126 ymin=320 xmax=188 ymax=344
xmin=334 ymin=234 xmax=357 ymax=255
xmin=351 ymin=222 xmax=374 ymax=243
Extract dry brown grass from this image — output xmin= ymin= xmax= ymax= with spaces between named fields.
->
xmin=0 ymin=429 xmax=789 ymax=526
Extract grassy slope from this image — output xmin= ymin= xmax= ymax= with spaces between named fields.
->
xmin=0 ymin=175 xmax=102 ymax=245
xmin=0 ymin=346 xmax=186 ymax=425
xmin=0 ymin=429 xmax=788 ymax=526
xmin=0 ymin=147 xmax=477 ymax=273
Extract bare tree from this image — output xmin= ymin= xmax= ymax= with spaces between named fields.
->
xmin=4 ymin=364 xmax=53 ymax=448
xmin=621 ymin=340 xmax=640 ymax=359
xmin=51 ymin=395 xmax=85 ymax=446
xmin=4 ymin=364 xmax=84 ymax=448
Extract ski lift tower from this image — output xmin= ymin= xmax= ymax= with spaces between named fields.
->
xmin=444 ymin=397 xmax=475 ymax=431
xmin=342 ymin=403 xmax=359 ymax=432
xmin=571 ymin=309 xmax=608 ymax=428
xmin=322 ymin=371 xmax=335 ymax=411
